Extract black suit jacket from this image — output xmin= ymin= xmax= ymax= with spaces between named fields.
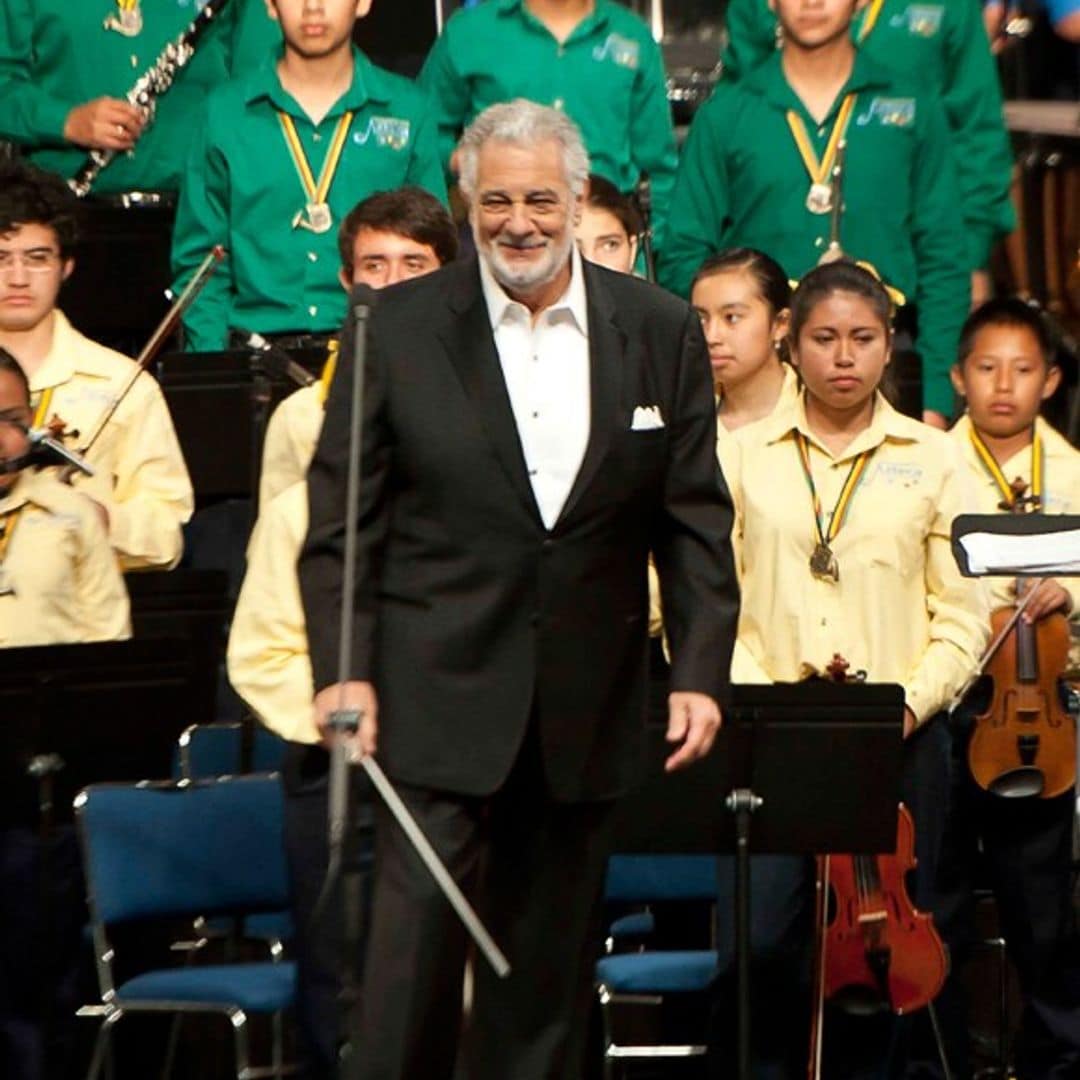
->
xmin=299 ymin=257 xmax=738 ymax=802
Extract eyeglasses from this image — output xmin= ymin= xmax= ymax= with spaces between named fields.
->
xmin=0 ymin=249 xmax=62 ymax=274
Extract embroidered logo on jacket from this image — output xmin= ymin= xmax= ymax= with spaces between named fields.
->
xmin=353 ymin=117 xmax=411 ymax=150
xmin=890 ymin=4 xmax=944 ymax=36
xmin=592 ymin=33 xmax=640 ymax=69
xmin=855 ymin=97 xmax=916 ymax=128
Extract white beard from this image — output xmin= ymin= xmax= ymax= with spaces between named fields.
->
xmin=477 ymin=227 xmax=574 ymax=293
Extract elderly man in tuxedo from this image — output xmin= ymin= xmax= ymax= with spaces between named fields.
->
xmin=299 ymin=98 xmax=738 ymax=1080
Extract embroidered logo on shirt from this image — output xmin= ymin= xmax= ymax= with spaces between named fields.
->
xmin=592 ymin=33 xmax=640 ymax=70
xmin=869 ymin=461 xmax=924 ymax=486
xmin=890 ymin=4 xmax=944 ymax=36
xmin=855 ymin=97 xmax=916 ymax=128
xmin=353 ymin=117 xmax=411 ymax=150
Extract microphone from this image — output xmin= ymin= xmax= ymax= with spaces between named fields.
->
xmin=27 ymin=429 xmax=96 ymax=477
xmin=239 ymin=331 xmax=317 ymax=389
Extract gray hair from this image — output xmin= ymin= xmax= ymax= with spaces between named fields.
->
xmin=456 ymin=99 xmax=591 ymax=201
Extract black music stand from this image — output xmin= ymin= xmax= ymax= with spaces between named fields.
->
xmin=613 ymin=680 xmax=905 ymax=1080
xmin=157 ymin=348 xmax=324 ymax=502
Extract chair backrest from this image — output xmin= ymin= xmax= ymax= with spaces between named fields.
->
xmin=76 ymin=776 xmax=290 ymax=925
xmin=176 ymin=722 xmax=289 ymax=779
xmin=604 ymin=854 xmax=718 ymax=903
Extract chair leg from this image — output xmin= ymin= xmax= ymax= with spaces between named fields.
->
xmin=272 ymin=1011 xmax=283 ymax=1080
xmin=160 ymin=1013 xmax=183 ymax=1080
xmin=86 ymin=1010 xmax=120 ymax=1080
xmin=228 ymin=1008 xmax=251 ymax=1080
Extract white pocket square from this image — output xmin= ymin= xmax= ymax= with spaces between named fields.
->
xmin=631 ymin=405 xmax=664 ymax=431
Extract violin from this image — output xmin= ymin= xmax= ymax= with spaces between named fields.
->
xmin=807 ymin=655 xmax=948 ymax=1079
xmin=967 ymin=481 xmax=1075 ymax=799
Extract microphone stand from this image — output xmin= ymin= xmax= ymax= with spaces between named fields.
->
xmin=315 ymin=296 xmax=510 ymax=1075
xmin=633 ymin=172 xmax=657 ymax=283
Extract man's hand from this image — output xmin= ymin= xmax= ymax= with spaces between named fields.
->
xmin=313 ymin=680 xmax=378 ymax=758
xmin=63 ymin=98 xmax=145 ymax=151
xmin=1019 ymin=578 xmax=1073 ymax=623
xmin=903 ymin=707 xmax=918 ymax=739
xmin=922 ymin=410 xmax=948 ymax=430
xmin=665 ymin=691 xmax=722 ymax=772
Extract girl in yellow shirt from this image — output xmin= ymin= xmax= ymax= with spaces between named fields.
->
xmin=721 ymin=260 xmax=988 ymax=1076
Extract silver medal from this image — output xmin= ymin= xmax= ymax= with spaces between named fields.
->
xmin=104 ymin=5 xmax=143 ymax=37
xmin=806 ymin=182 xmax=833 ymax=215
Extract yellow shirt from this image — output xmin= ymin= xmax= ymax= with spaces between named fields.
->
xmin=715 ymin=362 xmax=800 ymax=479
xmin=27 ymin=312 xmax=194 ymax=571
xmin=649 ymin=364 xmax=800 ymax=638
xmin=257 ymin=341 xmax=337 ymax=507
xmin=258 ymin=384 xmax=323 ymax=508
xmin=949 ymin=413 xmax=1080 ymax=615
xmin=0 ymin=470 xmax=130 ymax=647
xmin=727 ymin=391 xmax=989 ymax=725
xmin=227 ymin=481 xmax=317 ymax=744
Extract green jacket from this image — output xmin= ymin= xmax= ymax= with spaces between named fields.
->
xmin=659 ymin=51 xmax=969 ymax=415
xmin=0 ymin=0 xmax=277 ymax=193
xmin=418 ymin=0 xmax=677 ymax=245
xmin=171 ymin=47 xmax=447 ymax=351
xmin=722 ymin=0 xmax=1014 ymax=268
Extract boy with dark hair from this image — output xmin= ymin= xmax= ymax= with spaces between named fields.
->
xmin=228 ymin=186 xmax=455 ymax=1076
xmin=172 ymin=0 xmax=447 ymax=352
xmin=0 ymin=160 xmax=192 ymax=571
xmin=944 ymin=297 xmax=1080 ymax=1077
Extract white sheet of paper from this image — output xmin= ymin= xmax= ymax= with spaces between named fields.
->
xmin=960 ymin=528 xmax=1080 ymax=575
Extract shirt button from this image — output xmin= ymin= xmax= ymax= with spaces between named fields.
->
xmin=532 ymin=411 xmax=539 ymax=419
xmin=818 ymin=127 xmax=825 ymax=137
xmin=313 ymin=132 xmax=323 ymax=142
xmin=131 ymin=54 xmax=139 ymax=68
xmin=529 ymin=468 xmax=538 ymax=477
xmin=815 ymin=237 xmax=824 ymax=247
xmin=308 ymin=305 xmax=318 ymax=317
xmin=542 ymin=539 xmax=554 ymax=555
xmin=308 ymin=252 xmax=318 ymax=263
xmin=553 ymin=98 xmax=565 ymax=110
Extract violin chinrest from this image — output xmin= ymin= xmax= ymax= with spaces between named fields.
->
xmin=988 ymin=765 xmax=1045 ymax=799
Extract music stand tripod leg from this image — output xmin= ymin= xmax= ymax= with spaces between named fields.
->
xmin=726 ymin=787 xmax=762 ymax=1080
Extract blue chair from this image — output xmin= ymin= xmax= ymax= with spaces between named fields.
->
xmin=75 ymin=776 xmax=297 ymax=1080
xmin=596 ymin=854 xmax=720 ymax=1079
xmin=176 ymin=722 xmax=289 ymax=780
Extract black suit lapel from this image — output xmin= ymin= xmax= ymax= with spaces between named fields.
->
xmin=557 ymin=265 xmax=626 ymax=529
xmin=439 ymin=262 xmax=543 ymax=524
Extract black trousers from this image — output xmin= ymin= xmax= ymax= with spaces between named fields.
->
xmin=282 ymin=746 xmax=374 ymax=1080
xmin=351 ymin=724 xmax=617 ymax=1080
xmin=933 ymin=711 xmax=1080 ymax=1080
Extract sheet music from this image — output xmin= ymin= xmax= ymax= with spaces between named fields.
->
xmin=960 ymin=528 xmax=1080 ymax=575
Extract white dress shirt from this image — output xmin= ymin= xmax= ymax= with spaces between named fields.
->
xmin=479 ymin=246 xmax=591 ymax=530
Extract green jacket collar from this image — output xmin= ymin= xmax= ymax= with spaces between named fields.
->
xmin=743 ymin=49 xmax=893 ymax=118
xmin=244 ymin=46 xmax=387 ymax=118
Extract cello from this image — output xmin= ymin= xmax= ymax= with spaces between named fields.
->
xmin=807 ymin=655 xmax=949 ymax=1078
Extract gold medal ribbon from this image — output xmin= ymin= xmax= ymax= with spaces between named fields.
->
xmin=786 ymin=94 xmax=857 ymax=196
xmin=794 ymin=430 xmax=875 ymax=549
xmin=969 ymin=424 xmax=1043 ymax=511
xmin=31 ymin=387 xmax=54 ymax=429
xmin=856 ymin=0 xmax=887 ymax=43
xmin=278 ymin=110 xmax=355 ymax=216
xmin=317 ymin=339 xmax=339 ymax=407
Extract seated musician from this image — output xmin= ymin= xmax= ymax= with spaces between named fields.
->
xmin=574 ymin=174 xmax=642 ymax=275
xmin=171 ymin=0 xmax=447 ymax=352
xmin=0 ymin=347 xmax=129 ymax=647
xmin=227 ymin=190 xmax=454 ymax=1078
xmin=0 ymin=0 xmax=279 ymax=196
xmin=0 ymin=162 xmax=192 ymax=571
xmin=939 ymin=298 xmax=1080 ymax=1077
xmin=259 ymin=186 xmax=458 ymax=507
xmin=719 ymin=261 xmax=987 ymax=1077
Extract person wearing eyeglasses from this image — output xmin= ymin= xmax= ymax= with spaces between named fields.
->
xmin=0 ymin=160 xmax=192 ymax=571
